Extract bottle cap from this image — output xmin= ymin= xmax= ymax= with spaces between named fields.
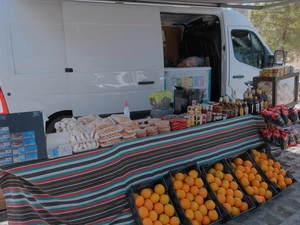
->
xmin=125 ymin=101 xmax=129 ymax=107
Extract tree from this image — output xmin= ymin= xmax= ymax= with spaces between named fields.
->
xmin=250 ymin=3 xmax=300 ymax=63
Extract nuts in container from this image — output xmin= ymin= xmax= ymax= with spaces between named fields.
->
xmin=155 ymin=120 xmax=171 ymax=134
xmin=136 ymin=129 xmax=147 ymax=138
xmin=146 ymin=126 xmax=158 ymax=136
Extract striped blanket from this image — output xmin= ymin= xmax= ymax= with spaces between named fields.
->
xmin=0 ymin=115 xmax=265 ymax=224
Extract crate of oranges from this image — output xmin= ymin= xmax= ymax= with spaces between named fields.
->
xmin=248 ymin=143 xmax=297 ymax=190
xmin=164 ymin=163 xmax=228 ymax=225
xmin=126 ymin=178 xmax=183 ymax=225
xmin=226 ymin=151 xmax=279 ymax=206
xmin=201 ymin=159 xmax=256 ymax=220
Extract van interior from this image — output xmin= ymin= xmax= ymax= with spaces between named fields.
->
xmin=161 ymin=13 xmax=221 ymax=101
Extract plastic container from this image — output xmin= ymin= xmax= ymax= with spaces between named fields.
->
xmin=247 ymin=143 xmax=297 ymax=190
xmin=226 ymin=151 xmax=279 ymax=206
xmin=164 ymin=163 xmax=229 ymax=224
xmin=201 ymin=159 xmax=256 ymax=219
xmin=126 ymin=178 xmax=184 ymax=225
xmin=135 ymin=129 xmax=147 ymax=138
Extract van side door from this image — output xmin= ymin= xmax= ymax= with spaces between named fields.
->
xmin=227 ymin=26 xmax=270 ymax=97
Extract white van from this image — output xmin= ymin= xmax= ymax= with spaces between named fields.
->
xmin=0 ymin=0 xmax=275 ymax=132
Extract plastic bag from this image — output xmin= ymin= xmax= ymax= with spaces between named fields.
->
xmin=290 ymin=108 xmax=298 ymax=123
xmin=177 ymin=56 xmax=205 ymax=67
xmin=281 ymin=132 xmax=289 ymax=150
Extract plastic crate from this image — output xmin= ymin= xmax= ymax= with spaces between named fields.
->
xmin=126 ymin=177 xmax=183 ymax=225
xmin=164 ymin=163 xmax=229 ymax=224
xmin=225 ymin=151 xmax=279 ymax=206
xmin=201 ymin=159 xmax=256 ymax=219
xmin=248 ymin=143 xmax=297 ymax=190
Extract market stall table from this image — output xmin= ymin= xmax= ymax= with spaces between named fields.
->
xmin=0 ymin=115 xmax=265 ymax=224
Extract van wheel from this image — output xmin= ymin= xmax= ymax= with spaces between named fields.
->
xmin=46 ymin=115 xmax=72 ymax=134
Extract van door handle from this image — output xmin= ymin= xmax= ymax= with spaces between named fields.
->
xmin=233 ymin=75 xmax=244 ymax=79
xmin=138 ymin=81 xmax=155 ymax=85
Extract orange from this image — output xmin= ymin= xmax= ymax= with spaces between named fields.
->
xmin=259 ymin=159 xmax=268 ymax=166
xmin=245 ymin=186 xmax=254 ymax=195
xmin=265 ymin=190 xmax=273 ymax=199
xmin=267 ymin=159 xmax=274 ymax=166
xmin=229 ymin=181 xmax=238 ymax=191
xmin=190 ymin=201 xmax=199 ymax=211
xmin=234 ymin=158 xmax=243 ymax=166
xmin=226 ymin=195 xmax=234 ymax=206
xmin=251 ymin=168 xmax=258 ymax=175
xmin=149 ymin=210 xmax=158 ymax=221
xmin=186 ymin=192 xmax=194 ymax=202
xmin=221 ymin=180 xmax=230 ymax=189
xmin=223 ymin=202 xmax=232 ymax=213
xmin=180 ymin=198 xmax=191 ymax=210
xmin=199 ymin=204 xmax=208 ymax=216
xmin=185 ymin=208 xmax=194 ymax=220
xmin=176 ymin=190 xmax=186 ymax=200
xmin=270 ymin=177 xmax=277 ymax=184
xmin=210 ymin=182 xmax=219 ymax=192
xmin=268 ymin=166 xmax=274 ymax=172
xmin=208 ymin=209 xmax=219 ymax=221
xmin=260 ymin=164 xmax=268 ymax=172
xmin=254 ymin=195 xmax=263 ymax=203
xmin=224 ymin=173 xmax=233 ymax=182
xmin=234 ymin=190 xmax=243 ymax=199
xmin=273 ymin=168 xmax=280 ymax=174
xmin=164 ymin=204 xmax=175 ymax=217
xmin=134 ymin=193 xmax=139 ymax=199
xmin=169 ymin=216 xmax=180 ymax=225
xmin=159 ymin=213 xmax=169 ymax=225
xmin=244 ymin=166 xmax=251 ymax=174
xmin=260 ymin=182 xmax=268 ymax=190
xmin=248 ymin=173 xmax=255 ymax=182
xmin=202 ymin=216 xmax=211 ymax=225
xmin=273 ymin=162 xmax=281 ymax=169
xmin=139 ymin=206 xmax=149 ymax=219
xmin=208 ymin=168 xmax=216 ymax=175
xmin=256 ymin=151 xmax=261 ymax=159
xmin=194 ymin=178 xmax=204 ymax=188
xmin=278 ymin=180 xmax=287 ymax=189
xmin=255 ymin=156 xmax=260 ymax=163
xmin=135 ymin=195 xmax=144 ymax=207
xmin=235 ymin=170 xmax=243 ymax=179
xmin=214 ymin=162 xmax=224 ymax=171
xmin=215 ymin=171 xmax=224 ymax=180
xmin=204 ymin=200 xmax=216 ymax=210
xmin=141 ymin=188 xmax=152 ymax=199
xmin=206 ymin=174 xmax=215 ymax=183
xmin=174 ymin=180 xmax=183 ymax=190
xmin=188 ymin=170 xmax=199 ymax=179
xmin=279 ymin=169 xmax=287 ymax=176
xmin=191 ymin=220 xmax=200 ymax=225
xmin=217 ymin=187 xmax=226 ymax=195
xmin=258 ymin=187 xmax=266 ymax=197
xmin=234 ymin=197 xmax=242 ymax=208
xmin=214 ymin=177 xmax=222 ymax=186
xmin=240 ymin=177 xmax=249 ymax=187
xmin=143 ymin=218 xmax=153 ymax=225
xmin=284 ymin=177 xmax=293 ymax=186
xmin=182 ymin=184 xmax=190 ymax=193
xmin=278 ymin=175 xmax=285 ymax=182
xmin=190 ymin=186 xmax=199 ymax=196
xmin=194 ymin=195 xmax=204 ymax=205
xmin=155 ymin=184 xmax=165 ymax=195
xmin=154 ymin=202 xmax=164 ymax=214
xmin=160 ymin=194 xmax=169 ymax=205
xmin=150 ymin=193 xmax=160 ymax=203
xmin=255 ymin=174 xmax=262 ymax=182
xmin=252 ymin=149 xmax=258 ymax=155
xmin=251 ymin=180 xmax=260 ymax=188
xmin=153 ymin=221 xmax=163 ymax=225
xmin=236 ymin=165 xmax=245 ymax=173
xmin=240 ymin=202 xmax=249 ymax=212
xmin=175 ymin=172 xmax=185 ymax=181
xmin=231 ymin=163 xmax=236 ymax=169
xmin=260 ymin=152 xmax=267 ymax=160
xmin=252 ymin=186 xmax=259 ymax=195
xmin=194 ymin=210 xmax=203 ymax=222
xmin=231 ymin=206 xmax=240 ymax=216
xmin=243 ymin=160 xmax=253 ymax=168
xmin=226 ymin=189 xmax=234 ymax=196
xmin=217 ymin=193 xmax=226 ymax=204
xmin=243 ymin=173 xmax=249 ymax=179
xmin=198 ymin=188 xmax=208 ymax=198
xmin=185 ymin=176 xmax=195 ymax=186
xmin=144 ymin=199 xmax=154 ymax=211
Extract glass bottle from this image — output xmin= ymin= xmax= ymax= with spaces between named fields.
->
xmin=253 ymin=96 xmax=260 ymax=115
xmin=239 ymin=102 xmax=244 ymax=116
xmin=243 ymin=101 xmax=249 ymax=115
xmin=247 ymin=94 xmax=254 ymax=114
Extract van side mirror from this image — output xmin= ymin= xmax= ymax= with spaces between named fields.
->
xmin=274 ymin=50 xmax=285 ymax=65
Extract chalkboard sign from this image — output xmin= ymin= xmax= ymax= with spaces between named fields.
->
xmin=0 ymin=111 xmax=47 ymax=166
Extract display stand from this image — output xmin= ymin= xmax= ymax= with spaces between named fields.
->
xmin=252 ymin=72 xmax=299 ymax=108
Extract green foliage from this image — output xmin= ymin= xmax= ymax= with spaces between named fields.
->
xmin=250 ymin=3 xmax=300 ymax=62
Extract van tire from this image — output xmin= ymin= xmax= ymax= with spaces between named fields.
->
xmin=46 ymin=114 xmax=72 ymax=134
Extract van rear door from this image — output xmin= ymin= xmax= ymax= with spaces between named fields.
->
xmin=227 ymin=26 xmax=267 ymax=97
